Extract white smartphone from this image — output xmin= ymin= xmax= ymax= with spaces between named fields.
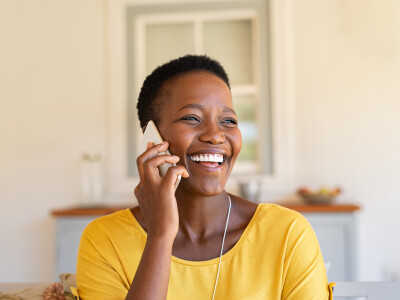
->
xmin=137 ymin=120 xmax=181 ymax=190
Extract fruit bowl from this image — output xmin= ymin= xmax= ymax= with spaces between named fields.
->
xmin=297 ymin=187 xmax=341 ymax=205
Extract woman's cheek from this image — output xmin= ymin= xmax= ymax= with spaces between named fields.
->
xmin=168 ymin=137 xmax=190 ymax=162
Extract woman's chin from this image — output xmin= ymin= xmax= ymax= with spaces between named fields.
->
xmin=178 ymin=177 xmax=227 ymax=197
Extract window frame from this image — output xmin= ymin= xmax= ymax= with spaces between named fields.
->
xmin=132 ymin=8 xmax=262 ymax=174
xmin=105 ymin=0 xmax=296 ymax=202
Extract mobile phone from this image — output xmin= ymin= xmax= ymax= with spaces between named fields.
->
xmin=137 ymin=120 xmax=181 ymax=190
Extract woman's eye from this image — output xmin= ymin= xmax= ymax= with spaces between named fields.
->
xmin=181 ymin=116 xmax=200 ymax=122
xmin=221 ymin=118 xmax=238 ymax=126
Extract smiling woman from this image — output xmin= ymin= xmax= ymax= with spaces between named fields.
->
xmin=75 ymin=55 xmax=333 ymax=300
xmin=155 ymin=70 xmax=241 ymax=197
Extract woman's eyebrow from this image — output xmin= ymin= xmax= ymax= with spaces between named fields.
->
xmin=178 ymin=103 xmax=204 ymax=111
xmin=223 ymin=107 xmax=237 ymax=115
xmin=178 ymin=104 xmax=236 ymax=115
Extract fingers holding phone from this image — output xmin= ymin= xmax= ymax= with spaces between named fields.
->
xmin=135 ymin=142 xmax=188 ymax=239
xmin=137 ymin=142 xmax=177 ymax=180
xmin=138 ymin=121 xmax=185 ymax=189
xmin=137 ymin=140 xmax=188 ymax=188
xmin=135 ymin=122 xmax=188 ymax=239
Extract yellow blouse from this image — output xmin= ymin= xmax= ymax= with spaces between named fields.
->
xmin=76 ymin=204 xmax=334 ymax=299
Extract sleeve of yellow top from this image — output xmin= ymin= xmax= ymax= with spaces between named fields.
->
xmin=76 ymin=229 xmax=128 ymax=300
xmin=281 ymin=213 xmax=330 ymax=300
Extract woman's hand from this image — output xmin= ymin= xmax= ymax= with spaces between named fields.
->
xmin=135 ymin=141 xmax=189 ymax=241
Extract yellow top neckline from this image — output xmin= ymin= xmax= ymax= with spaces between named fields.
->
xmin=125 ymin=204 xmax=262 ymax=266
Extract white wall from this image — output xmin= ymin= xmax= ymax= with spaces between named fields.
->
xmin=0 ymin=0 xmax=105 ymax=281
xmin=292 ymin=0 xmax=400 ymax=280
xmin=0 ymin=0 xmax=399 ymax=282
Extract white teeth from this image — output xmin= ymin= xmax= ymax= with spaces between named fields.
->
xmin=190 ymin=154 xmax=224 ymax=163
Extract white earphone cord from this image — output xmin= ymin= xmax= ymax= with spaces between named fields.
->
xmin=211 ymin=195 xmax=232 ymax=300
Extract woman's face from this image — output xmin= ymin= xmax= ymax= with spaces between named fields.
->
xmin=157 ymin=71 xmax=242 ymax=196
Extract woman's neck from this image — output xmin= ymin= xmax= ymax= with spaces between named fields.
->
xmin=175 ymin=190 xmax=231 ymax=241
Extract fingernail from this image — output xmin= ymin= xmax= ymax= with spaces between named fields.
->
xmin=161 ymin=141 xmax=168 ymax=145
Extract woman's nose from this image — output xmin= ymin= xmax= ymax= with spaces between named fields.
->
xmin=198 ymin=123 xmax=226 ymax=144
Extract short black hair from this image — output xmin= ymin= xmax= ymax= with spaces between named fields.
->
xmin=136 ymin=54 xmax=230 ymax=128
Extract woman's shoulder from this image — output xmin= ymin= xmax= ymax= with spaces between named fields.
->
xmin=82 ymin=208 xmax=142 ymax=240
xmin=254 ymin=203 xmax=311 ymax=232
xmin=258 ymin=202 xmax=304 ymax=218
xmin=243 ymin=203 xmax=318 ymax=254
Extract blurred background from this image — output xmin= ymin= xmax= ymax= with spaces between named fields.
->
xmin=1 ymin=0 xmax=399 ymax=283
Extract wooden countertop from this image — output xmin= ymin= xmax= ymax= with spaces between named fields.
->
xmin=51 ymin=205 xmax=129 ymax=216
xmin=280 ymin=203 xmax=360 ymax=213
xmin=51 ymin=203 xmax=360 ymax=217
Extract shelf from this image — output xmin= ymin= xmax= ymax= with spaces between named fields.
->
xmin=51 ymin=203 xmax=360 ymax=217
xmin=280 ymin=203 xmax=360 ymax=213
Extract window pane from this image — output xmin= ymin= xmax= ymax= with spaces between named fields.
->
xmin=234 ymin=96 xmax=256 ymax=121
xmin=238 ymin=125 xmax=257 ymax=161
xmin=203 ymin=19 xmax=253 ymax=85
xmin=233 ymin=95 xmax=258 ymax=163
xmin=146 ymin=23 xmax=194 ymax=74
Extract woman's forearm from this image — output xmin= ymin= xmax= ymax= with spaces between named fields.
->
xmin=125 ymin=236 xmax=174 ymax=300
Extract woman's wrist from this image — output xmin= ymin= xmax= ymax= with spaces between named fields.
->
xmin=147 ymin=222 xmax=178 ymax=243
xmin=146 ymin=233 xmax=176 ymax=249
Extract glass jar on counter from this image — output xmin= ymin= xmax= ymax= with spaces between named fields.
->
xmin=80 ymin=151 xmax=103 ymax=206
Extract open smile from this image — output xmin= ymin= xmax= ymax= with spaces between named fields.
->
xmin=188 ymin=153 xmax=227 ymax=170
